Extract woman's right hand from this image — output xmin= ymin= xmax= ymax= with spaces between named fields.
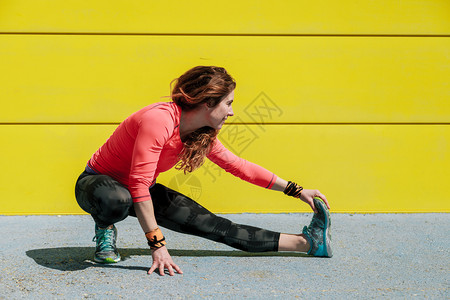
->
xmin=299 ymin=189 xmax=330 ymax=214
xmin=148 ymin=246 xmax=183 ymax=276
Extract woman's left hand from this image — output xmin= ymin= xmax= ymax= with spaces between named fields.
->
xmin=299 ymin=189 xmax=330 ymax=214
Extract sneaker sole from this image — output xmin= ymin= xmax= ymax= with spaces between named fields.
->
xmin=313 ymin=197 xmax=333 ymax=258
xmin=94 ymin=256 xmax=121 ymax=264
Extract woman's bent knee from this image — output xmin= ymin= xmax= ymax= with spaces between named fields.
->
xmin=75 ymin=173 xmax=132 ymax=224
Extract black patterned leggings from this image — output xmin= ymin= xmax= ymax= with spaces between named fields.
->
xmin=75 ymin=171 xmax=280 ymax=252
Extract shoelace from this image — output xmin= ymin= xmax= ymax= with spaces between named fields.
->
xmin=93 ymin=228 xmax=116 ymax=252
xmin=310 ymin=213 xmax=324 ymax=228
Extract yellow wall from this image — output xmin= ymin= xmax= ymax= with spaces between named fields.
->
xmin=1 ymin=1 xmax=449 ymax=214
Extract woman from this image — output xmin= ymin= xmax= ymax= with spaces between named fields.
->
xmin=75 ymin=66 xmax=332 ymax=276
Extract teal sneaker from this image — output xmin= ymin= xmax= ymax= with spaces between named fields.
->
xmin=302 ymin=197 xmax=333 ymax=257
xmin=93 ymin=225 xmax=121 ymax=263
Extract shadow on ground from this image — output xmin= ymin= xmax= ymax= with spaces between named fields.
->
xmin=26 ymin=247 xmax=309 ymax=272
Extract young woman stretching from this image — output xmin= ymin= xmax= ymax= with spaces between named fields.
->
xmin=75 ymin=66 xmax=332 ymax=276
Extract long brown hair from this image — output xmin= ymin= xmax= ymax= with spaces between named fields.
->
xmin=171 ymin=66 xmax=236 ymax=173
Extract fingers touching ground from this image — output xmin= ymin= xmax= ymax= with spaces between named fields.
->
xmin=148 ymin=262 xmax=183 ymax=276
xmin=148 ymin=247 xmax=183 ymax=276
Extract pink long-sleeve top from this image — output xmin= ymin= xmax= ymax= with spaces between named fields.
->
xmin=87 ymin=102 xmax=277 ymax=202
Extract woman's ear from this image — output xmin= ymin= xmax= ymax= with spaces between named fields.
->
xmin=203 ymin=101 xmax=212 ymax=110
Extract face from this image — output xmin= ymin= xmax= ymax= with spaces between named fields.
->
xmin=205 ymin=90 xmax=234 ymax=130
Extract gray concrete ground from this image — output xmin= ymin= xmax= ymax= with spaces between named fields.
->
xmin=0 ymin=213 xmax=448 ymax=299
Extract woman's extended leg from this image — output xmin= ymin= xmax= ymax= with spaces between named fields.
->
xmin=278 ymin=234 xmax=310 ymax=252
xmin=142 ymin=183 xmax=310 ymax=253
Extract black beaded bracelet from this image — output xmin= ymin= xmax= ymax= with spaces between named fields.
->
xmin=283 ymin=181 xmax=303 ymax=198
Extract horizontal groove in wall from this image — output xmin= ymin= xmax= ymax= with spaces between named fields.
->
xmin=0 ymin=123 xmax=121 ymax=126
xmin=227 ymin=122 xmax=450 ymax=126
xmin=2 ymin=211 xmax=448 ymax=215
xmin=1 ymin=123 xmax=449 ymax=126
xmin=0 ymin=32 xmax=449 ymax=38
